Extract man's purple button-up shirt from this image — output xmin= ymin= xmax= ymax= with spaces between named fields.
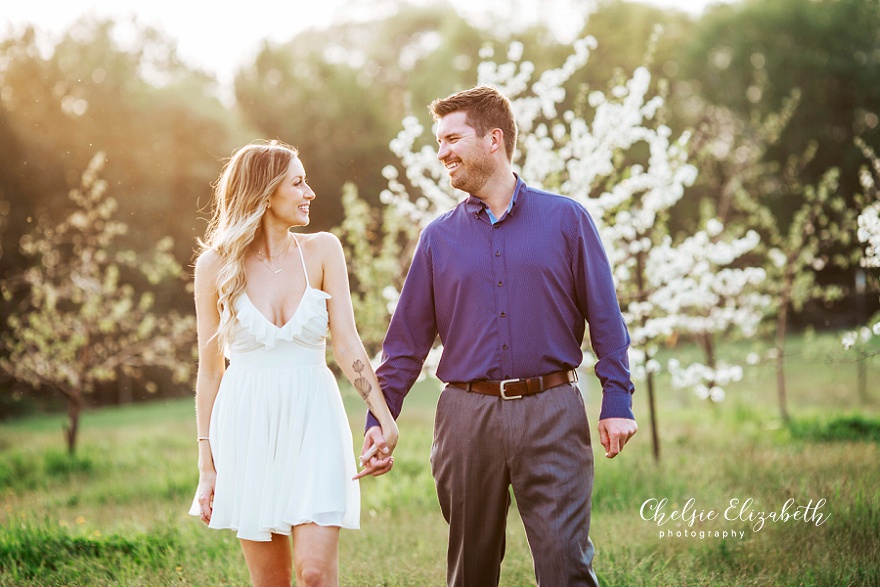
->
xmin=367 ymin=176 xmax=635 ymax=431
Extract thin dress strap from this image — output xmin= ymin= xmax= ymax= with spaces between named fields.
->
xmin=292 ymin=234 xmax=311 ymax=288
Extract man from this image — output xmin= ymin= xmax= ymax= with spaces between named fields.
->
xmin=360 ymin=85 xmax=637 ymax=586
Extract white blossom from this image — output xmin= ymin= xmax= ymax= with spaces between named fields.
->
xmin=842 ymin=198 xmax=880 ymax=348
xmin=768 ymin=248 xmax=787 ymax=268
xmin=381 ymin=37 xmax=768 ymax=397
xmin=857 ymin=201 xmax=880 ymax=268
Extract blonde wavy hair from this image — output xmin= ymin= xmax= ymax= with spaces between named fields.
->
xmin=200 ymin=140 xmax=298 ymax=349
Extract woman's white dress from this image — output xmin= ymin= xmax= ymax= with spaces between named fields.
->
xmin=188 ymin=241 xmax=359 ymax=541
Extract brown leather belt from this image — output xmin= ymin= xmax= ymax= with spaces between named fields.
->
xmin=451 ymin=369 xmax=578 ymax=400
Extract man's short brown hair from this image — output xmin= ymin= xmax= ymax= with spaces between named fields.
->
xmin=429 ymin=85 xmax=518 ymax=162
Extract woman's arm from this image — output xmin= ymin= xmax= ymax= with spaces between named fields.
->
xmin=193 ymin=249 xmax=226 ymax=522
xmin=316 ymin=233 xmax=399 ymax=458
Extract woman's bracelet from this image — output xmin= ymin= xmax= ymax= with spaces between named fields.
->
xmin=197 ymin=436 xmax=210 ymax=442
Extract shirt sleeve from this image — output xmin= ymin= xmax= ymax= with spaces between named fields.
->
xmin=571 ymin=207 xmax=636 ymax=421
xmin=366 ymin=230 xmax=438 ymax=431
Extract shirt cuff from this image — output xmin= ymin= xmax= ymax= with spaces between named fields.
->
xmin=365 ymin=411 xmax=380 ymax=434
xmin=598 ymin=391 xmax=635 ymax=421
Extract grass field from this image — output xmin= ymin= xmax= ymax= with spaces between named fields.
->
xmin=1 ymin=332 xmax=879 ymax=586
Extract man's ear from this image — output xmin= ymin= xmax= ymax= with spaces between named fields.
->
xmin=488 ymin=128 xmax=504 ymax=155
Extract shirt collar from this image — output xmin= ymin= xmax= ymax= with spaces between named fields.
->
xmin=465 ymin=173 xmax=525 ymax=221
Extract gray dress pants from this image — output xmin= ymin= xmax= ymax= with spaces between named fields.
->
xmin=430 ymin=382 xmax=599 ymax=587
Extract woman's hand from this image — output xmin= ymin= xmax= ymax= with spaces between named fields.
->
xmin=354 ymin=424 xmax=397 ymax=479
xmin=381 ymin=419 xmax=399 ymax=455
xmin=195 ymin=467 xmax=216 ymax=524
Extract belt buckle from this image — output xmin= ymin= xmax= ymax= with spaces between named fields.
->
xmin=499 ymin=378 xmax=524 ymax=400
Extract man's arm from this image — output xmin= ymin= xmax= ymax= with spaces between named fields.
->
xmin=368 ymin=231 xmax=438 ymax=428
xmin=572 ymin=207 xmax=638 ymax=457
xmin=359 ymin=232 xmax=439 ymax=476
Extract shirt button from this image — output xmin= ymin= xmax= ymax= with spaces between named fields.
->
xmin=500 ymin=312 xmax=506 ymax=318
xmin=495 ymin=251 xmax=501 ymax=257
xmin=493 ymin=224 xmax=499 ymax=229
xmin=497 ymin=281 xmax=503 ymax=287
xmin=502 ymin=344 xmax=508 ymax=350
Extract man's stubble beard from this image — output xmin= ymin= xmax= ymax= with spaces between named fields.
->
xmin=450 ymin=149 xmax=495 ymax=195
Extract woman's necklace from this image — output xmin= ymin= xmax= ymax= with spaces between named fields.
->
xmin=253 ymin=236 xmax=292 ymax=275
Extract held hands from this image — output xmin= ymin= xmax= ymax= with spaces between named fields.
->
xmin=598 ymin=417 xmax=638 ymax=459
xmin=354 ymin=424 xmax=398 ymax=480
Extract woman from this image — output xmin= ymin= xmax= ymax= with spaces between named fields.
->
xmin=188 ymin=140 xmax=398 ymax=586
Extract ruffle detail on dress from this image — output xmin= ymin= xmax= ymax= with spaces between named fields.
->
xmin=233 ymin=288 xmax=331 ymax=351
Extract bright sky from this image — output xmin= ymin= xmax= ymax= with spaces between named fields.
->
xmin=2 ymin=0 xmax=728 ymax=90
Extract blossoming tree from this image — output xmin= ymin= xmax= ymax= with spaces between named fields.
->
xmin=350 ymin=37 xmax=769 ymax=460
xmin=843 ymin=139 xmax=880 ymax=370
xmin=0 ymin=153 xmax=196 ymax=454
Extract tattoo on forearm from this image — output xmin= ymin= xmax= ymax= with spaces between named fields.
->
xmin=352 ymin=359 xmax=372 ymax=403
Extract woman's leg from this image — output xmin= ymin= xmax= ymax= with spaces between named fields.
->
xmin=293 ymin=524 xmax=340 ymax=587
xmin=239 ymin=533 xmax=293 ymax=587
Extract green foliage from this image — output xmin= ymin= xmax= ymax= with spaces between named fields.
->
xmin=0 ymin=18 xmax=247 ymax=321
xmin=234 ymin=5 xmax=491 ymax=231
xmin=587 ymin=1 xmax=697 ymax=94
xmin=685 ymin=71 xmax=860 ymax=420
xmin=0 ymin=520 xmax=179 ymax=583
xmin=0 ymin=449 xmax=98 ymax=493
xmin=789 ymin=415 xmax=880 ymax=443
xmin=0 ymin=154 xmax=196 ymax=453
xmin=763 ymin=163 xmax=858 ymax=312
xmin=42 ymin=449 xmax=96 ymax=479
xmin=679 ymin=0 xmax=880 ymax=219
xmin=853 ymin=137 xmax=880 ymax=299
xmin=687 ymin=84 xmax=858 ymax=297
xmin=0 ymin=452 xmax=38 ymax=491
xmin=332 ymin=183 xmax=418 ymax=356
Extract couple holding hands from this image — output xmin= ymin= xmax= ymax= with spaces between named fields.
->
xmin=189 ymin=86 xmax=637 ymax=587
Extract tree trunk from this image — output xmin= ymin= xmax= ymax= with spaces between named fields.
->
xmin=775 ymin=300 xmax=791 ymax=423
xmin=646 ymin=365 xmax=660 ymax=463
xmin=635 ymin=250 xmax=661 ymax=461
xmin=697 ymin=333 xmax=721 ymax=409
xmin=64 ymin=391 xmax=83 ymax=455
xmin=118 ymin=370 xmax=132 ymax=405
xmin=700 ymin=333 xmax=717 ymax=382
xmin=858 ymin=353 xmax=868 ymax=403
xmin=775 ymin=259 xmax=797 ymax=423
xmin=855 ymin=269 xmax=871 ymax=404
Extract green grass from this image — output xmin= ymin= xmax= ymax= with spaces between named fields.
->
xmin=788 ymin=414 xmax=880 ymax=443
xmin=1 ymin=331 xmax=879 ymax=586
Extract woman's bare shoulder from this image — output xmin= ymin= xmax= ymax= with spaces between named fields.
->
xmin=194 ymin=248 xmax=223 ymax=279
xmin=297 ymin=231 xmax=340 ymax=246
xmin=297 ymin=231 xmax=343 ymax=257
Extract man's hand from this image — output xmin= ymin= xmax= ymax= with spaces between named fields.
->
xmin=354 ymin=425 xmax=394 ymax=479
xmin=598 ymin=418 xmax=637 ymax=459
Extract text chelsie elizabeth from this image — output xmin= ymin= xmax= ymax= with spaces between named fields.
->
xmin=640 ymin=497 xmax=829 ymax=540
